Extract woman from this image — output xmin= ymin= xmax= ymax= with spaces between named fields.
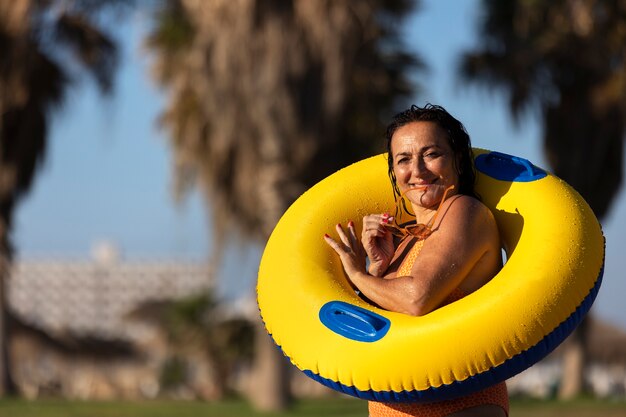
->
xmin=324 ymin=104 xmax=508 ymax=417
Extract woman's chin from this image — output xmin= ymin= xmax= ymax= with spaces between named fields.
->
xmin=419 ymin=187 xmax=449 ymax=208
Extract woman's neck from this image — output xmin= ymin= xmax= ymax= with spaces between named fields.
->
xmin=411 ymin=204 xmax=437 ymax=224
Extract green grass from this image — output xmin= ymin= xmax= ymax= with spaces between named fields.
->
xmin=0 ymin=396 xmax=624 ymax=417
xmin=508 ymin=396 xmax=626 ymax=417
xmin=0 ymin=397 xmax=364 ymax=417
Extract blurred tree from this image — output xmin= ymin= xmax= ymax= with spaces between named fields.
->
xmin=460 ymin=0 xmax=626 ymax=399
xmin=145 ymin=0 xmax=421 ymax=410
xmin=144 ymin=292 xmax=254 ymax=400
xmin=0 ymin=0 xmax=130 ymax=396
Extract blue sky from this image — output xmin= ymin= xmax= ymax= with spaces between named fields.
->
xmin=14 ymin=1 xmax=625 ymax=329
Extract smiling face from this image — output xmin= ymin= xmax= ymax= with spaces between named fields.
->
xmin=390 ymin=121 xmax=459 ymax=211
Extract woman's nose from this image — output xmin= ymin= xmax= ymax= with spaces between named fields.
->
xmin=411 ymin=158 xmax=427 ymax=176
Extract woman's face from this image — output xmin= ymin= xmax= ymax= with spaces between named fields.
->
xmin=390 ymin=121 xmax=459 ymax=210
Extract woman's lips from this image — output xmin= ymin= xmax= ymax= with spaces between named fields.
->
xmin=408 ymin=180 xmax=436 ymax=189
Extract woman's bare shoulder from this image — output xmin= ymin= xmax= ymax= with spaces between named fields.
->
xmin=437 ymin=194 xmax=496 ymax=231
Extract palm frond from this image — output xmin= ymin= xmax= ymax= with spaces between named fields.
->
xmin=53 ymin=12 xmax=118 ymax=93
xmin=460 ymin=0 xmax=626 ymax=219
xmin=147 ymin=0 xmax=422 ymax=245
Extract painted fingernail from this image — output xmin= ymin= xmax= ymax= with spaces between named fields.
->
xmin=382 ymin=213 xmax=389 ymax=218
xmin=348 ymin=221 xmax=354 ymax=227
xmin=382 ymin=218 xmax=389 ymax=224
xmin=324 ymin=233 xmax=330 ymax=238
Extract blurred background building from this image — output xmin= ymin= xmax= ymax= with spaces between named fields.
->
xmin=7 ymin=242 xmax=216 ymax=400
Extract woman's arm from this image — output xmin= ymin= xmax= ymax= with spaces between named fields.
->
xmin=326 ymin=196 xmax=500 ymax=316
xmin=401 ymin=197 xmax=501 ymax=314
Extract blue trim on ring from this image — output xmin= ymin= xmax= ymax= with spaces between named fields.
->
xmin=475 ymin=152 xmax=547 ymax=182
xmin=298 ymin=258 xmax=604 ymax=403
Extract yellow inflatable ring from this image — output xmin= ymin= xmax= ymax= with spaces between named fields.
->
xmin=257 ymin=150 xmax=604 ymax=403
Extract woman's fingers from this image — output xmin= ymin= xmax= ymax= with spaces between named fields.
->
xmin=347 ymin=221 xmax=359 ymax=249
xmin=363 ymin=214 xmax=394 ymax=228
xmin=323 ymin=234 xmax=342 ymax=253
xmin=333 ymin=221 xmax=362 ymax=252
xmin=362 ymin=214 xmax=394 ymax=239
xmin=324 ymin=225 xmax=351 ymax=253
xmin=326 ymin=218 xmax=390 ymax=255
xmin=335 ymin=223 xmax=351 ymax=248
xmin=324 ymin=229 xmax=366 ymax=279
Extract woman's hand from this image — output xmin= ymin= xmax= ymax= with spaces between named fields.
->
xmin=361 ymin=214 xmax=395 ymax=276
xmin=323 ymin=221 xmax=368 ymax=282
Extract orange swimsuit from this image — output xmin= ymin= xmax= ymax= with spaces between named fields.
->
xmin=368 ymin=239 xmax=509 ymax=417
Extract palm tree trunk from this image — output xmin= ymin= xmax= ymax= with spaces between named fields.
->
xmin=558 ymin=317 xmax=589 ymax=399
xmin=0 ymin=265 xmax=6 ymax=397
xmin=247 ymin=159 xmax=294 ymax=411
xmin=248 ymin=321 xmax=291 ymax=411
xmin=0 ymin=221 xmax=14 ymax=396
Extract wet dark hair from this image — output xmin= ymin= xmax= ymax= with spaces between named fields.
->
xmin=385 ymin=103 xmax=478 ymax=201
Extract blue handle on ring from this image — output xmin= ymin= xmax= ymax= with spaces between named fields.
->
xmin=475 ymin=151 xmax=546 ymax=182
xmin=319 ymin=301 xmax=390 ymax=342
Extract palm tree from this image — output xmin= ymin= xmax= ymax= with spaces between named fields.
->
xmin=459 ymin=0 xmax=626 ymax=399
xmin=0 ymin=0 xmax=128 ymax=396
xmin=145 ymin=0 xmax=421 ymax=410
xmin=128 ymin=292 xmax=254 ymax=400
